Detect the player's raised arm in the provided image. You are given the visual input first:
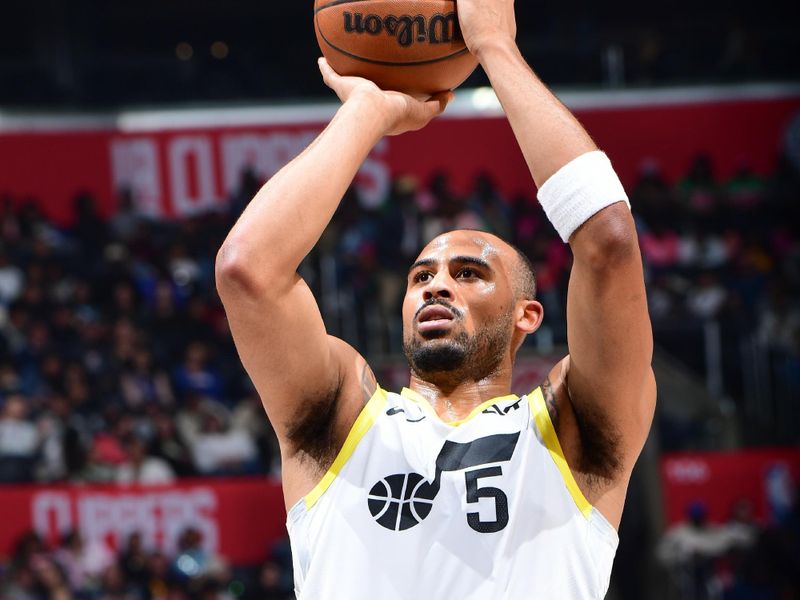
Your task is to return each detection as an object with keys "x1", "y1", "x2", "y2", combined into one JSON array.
[
  {"x1": 458, "y1": 0, "x2": 655, "y2": 522},
  {"x1": 215, "y1": 61, "x2": 451, "y2": 502}
]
